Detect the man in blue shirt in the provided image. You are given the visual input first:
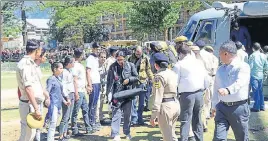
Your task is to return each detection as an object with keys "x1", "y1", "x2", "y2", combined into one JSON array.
[
  {"x1": 212, "y1": 41, "x2": 250, "y2": 141},
  {"x1": 231, "y1": 22, "x2": 251, "y2": 54},
  {"x1": 248, "y1": 42, "x2": 268, "y2": 112}
]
